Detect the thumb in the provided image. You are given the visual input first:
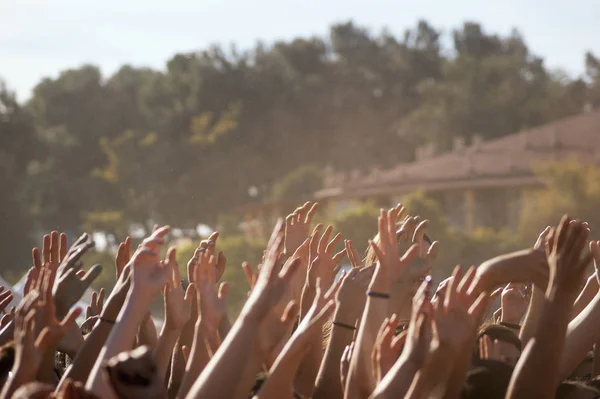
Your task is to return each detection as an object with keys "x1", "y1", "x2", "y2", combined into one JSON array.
[{"x1": 218, "y1": 282, "x2": 229, "y2": 301}]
